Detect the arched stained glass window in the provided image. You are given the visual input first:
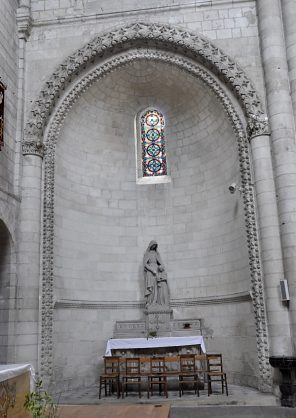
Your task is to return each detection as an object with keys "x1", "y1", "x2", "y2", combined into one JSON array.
[{"x1": 141, "y1": 109, "x2": 167, "y2": 177}]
